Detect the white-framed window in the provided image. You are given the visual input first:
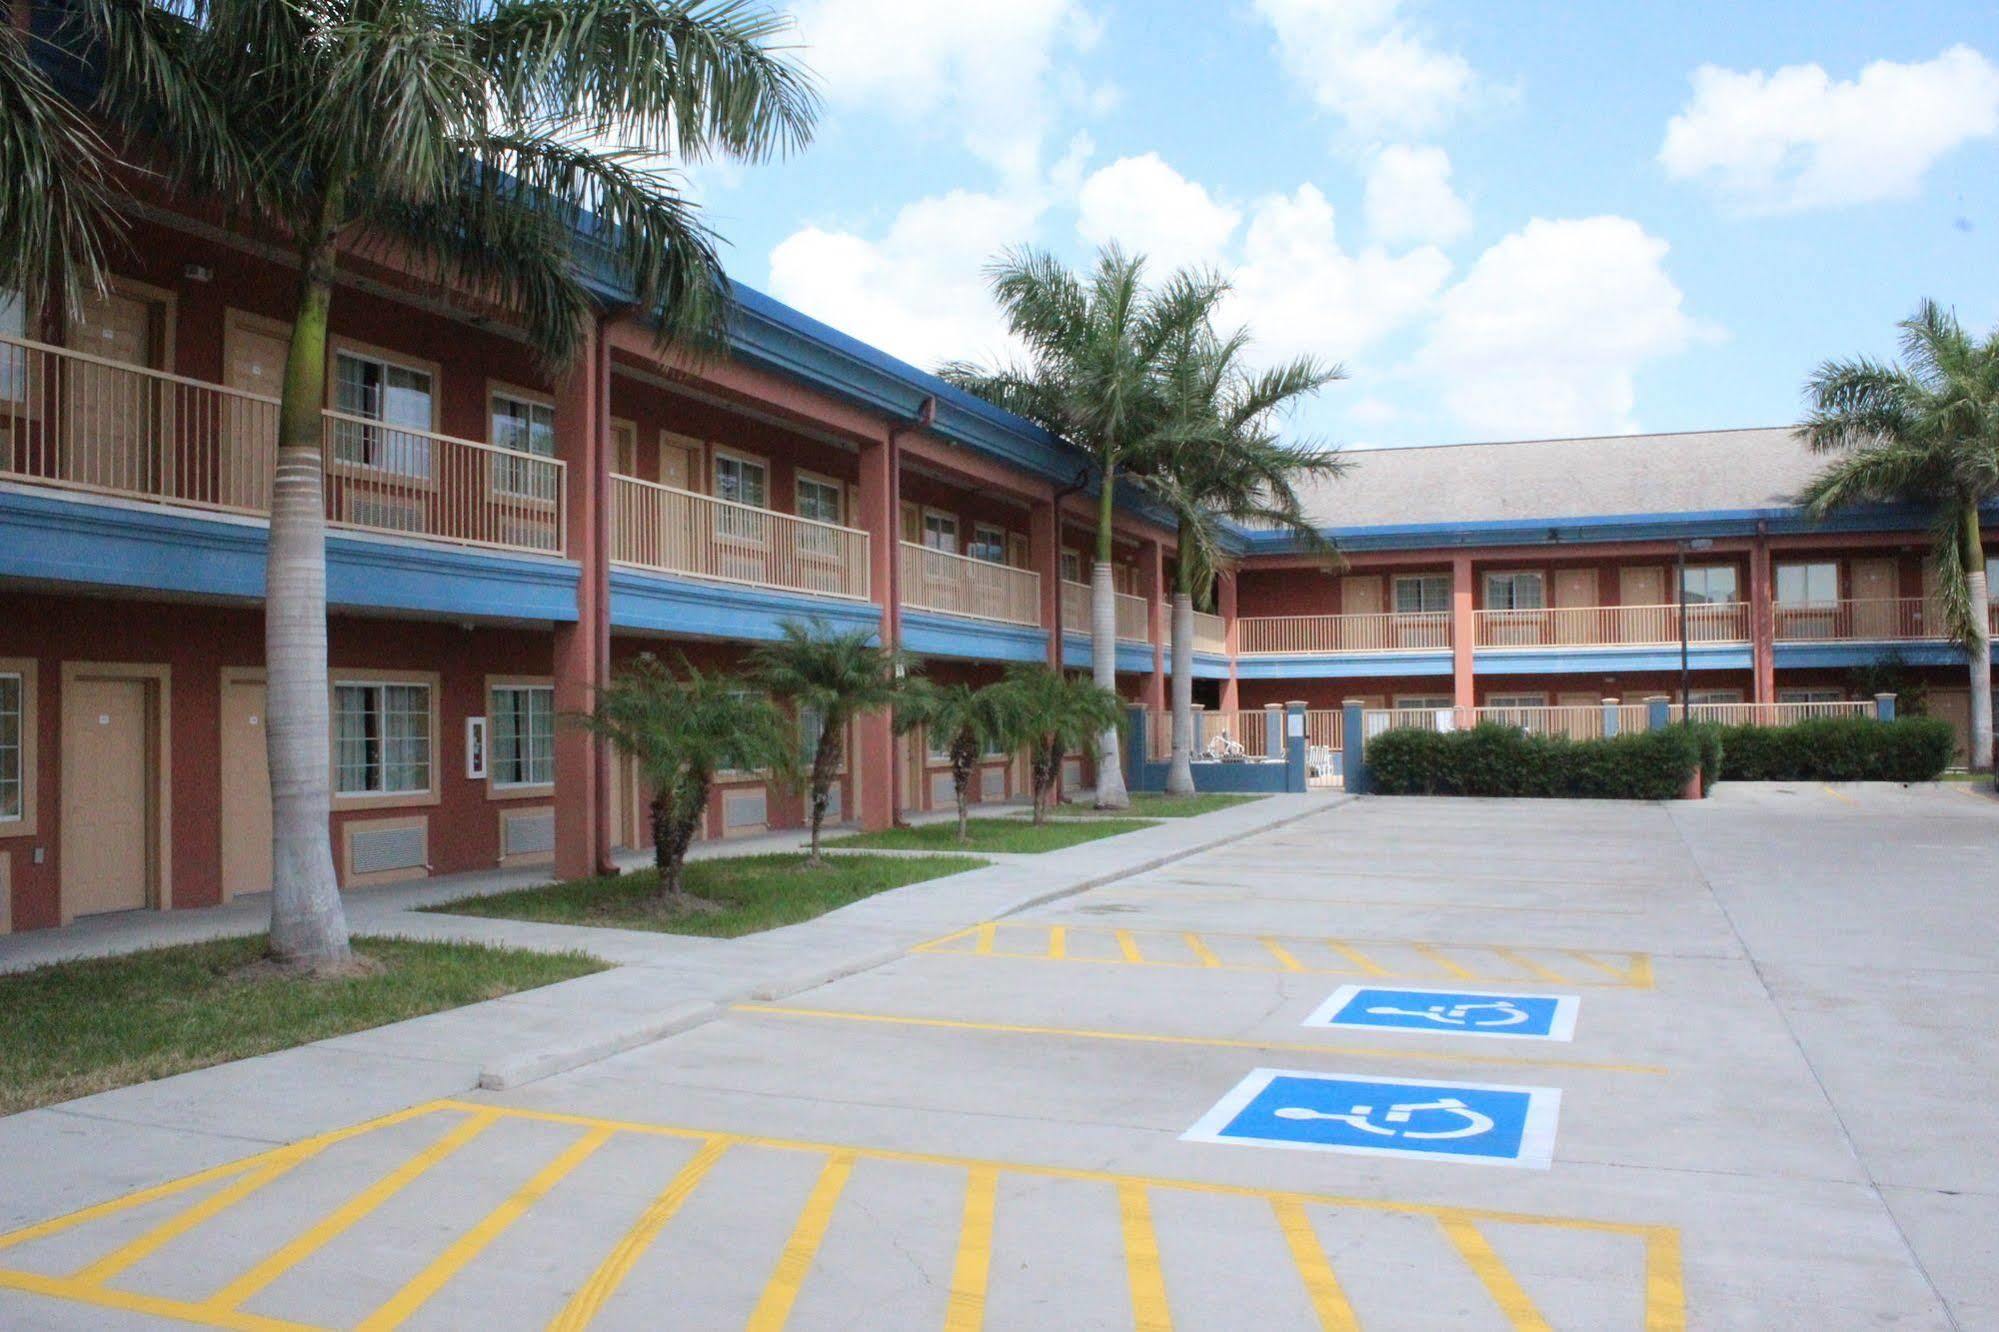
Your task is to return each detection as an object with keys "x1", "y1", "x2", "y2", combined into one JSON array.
[
  {"x1": 1681, "y1": 565, "x2": 1739, "y2": 604},
  {"x1": 927, "y1": 726, "x2": 953, "y2": 762},
  {"x1": 1484, "y1": 572, "x2": 1544, "y2": 610},
  {"x1": 968, "y1": 524, "x2": 1007, "y2": 564},
  {"x1": 1485, "y1": 693, "x2": 1547, "y2": 710},
  {"x1": 922, "y1": 510, "x2": 959, "y2": 553},
  {"x1": 1775, "y1": 561, "x2": 1838, "y2": 605},
  {"x1": 1779, "y1": 688, "x2": 1845, "y2": 704},
  {"x1": 796, "y1": 474, "x2": 844, "y2": 526},
  {"x1": 489, "y1": 685, "x2": 554, "y2": 787},
  {"x1": 713, "y1": 451, "x2": 770, "y2": 544},
  {"x1": 332, "y1": 350, "x2": 434, "y2": 476},
  {"x1": 1395, "y1": 694, "x2": 1453, "y2": 710},
  {"x1": 489, "y1": 390, "x2": 557, "y2": 501},
  {"x1": 1689, "y1": 689, "x2": 1743, "y2": 705},
  {"x1": 0, "y1": 672, "x2": 20, "y2": 821},
  {"x1": 1060, "y1": 551, "x2": 1081, "y2": 583},
  {"x1": 720, "y1": 687, "x2": 767, "y2": 775},
  {"x1": 334, "y1": 682, "x2": 431, "y2": 796},
  {"x1": 1393, "y1": 574, "x2": 1450, "y2": 614}
]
